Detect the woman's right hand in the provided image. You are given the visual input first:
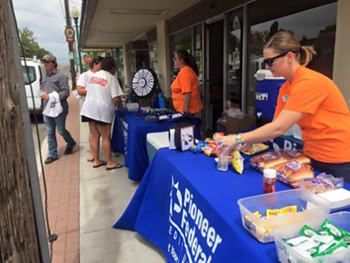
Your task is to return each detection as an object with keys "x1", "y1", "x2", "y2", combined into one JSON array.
[{"x1": 216, "y1": 135, "x2": 237, "y2": 155}]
